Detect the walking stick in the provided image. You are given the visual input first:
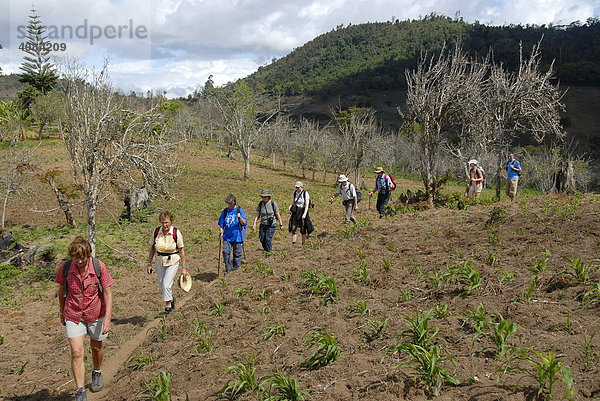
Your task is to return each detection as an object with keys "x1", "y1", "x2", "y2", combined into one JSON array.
[
  {"x1": 217, "y1": 236, "x2": 222, "y2": 277},
  {"x1": 368, "y1": 194, "x2": 372, "y2": 216}
]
